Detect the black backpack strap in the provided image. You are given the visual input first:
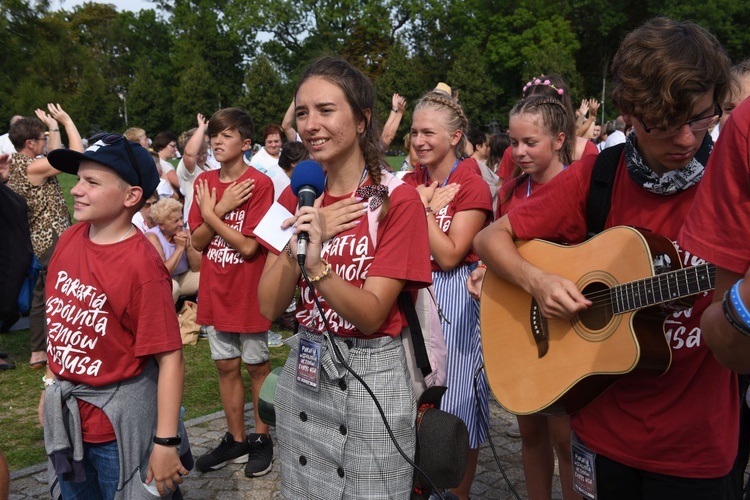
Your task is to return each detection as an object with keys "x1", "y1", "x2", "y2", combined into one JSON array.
[
  {"x1": 399, "y1": 292, "x2": 432, "y2": 377},
  {"x1": 586, "y1": 143, "x2": 625, "y2": 238}
]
